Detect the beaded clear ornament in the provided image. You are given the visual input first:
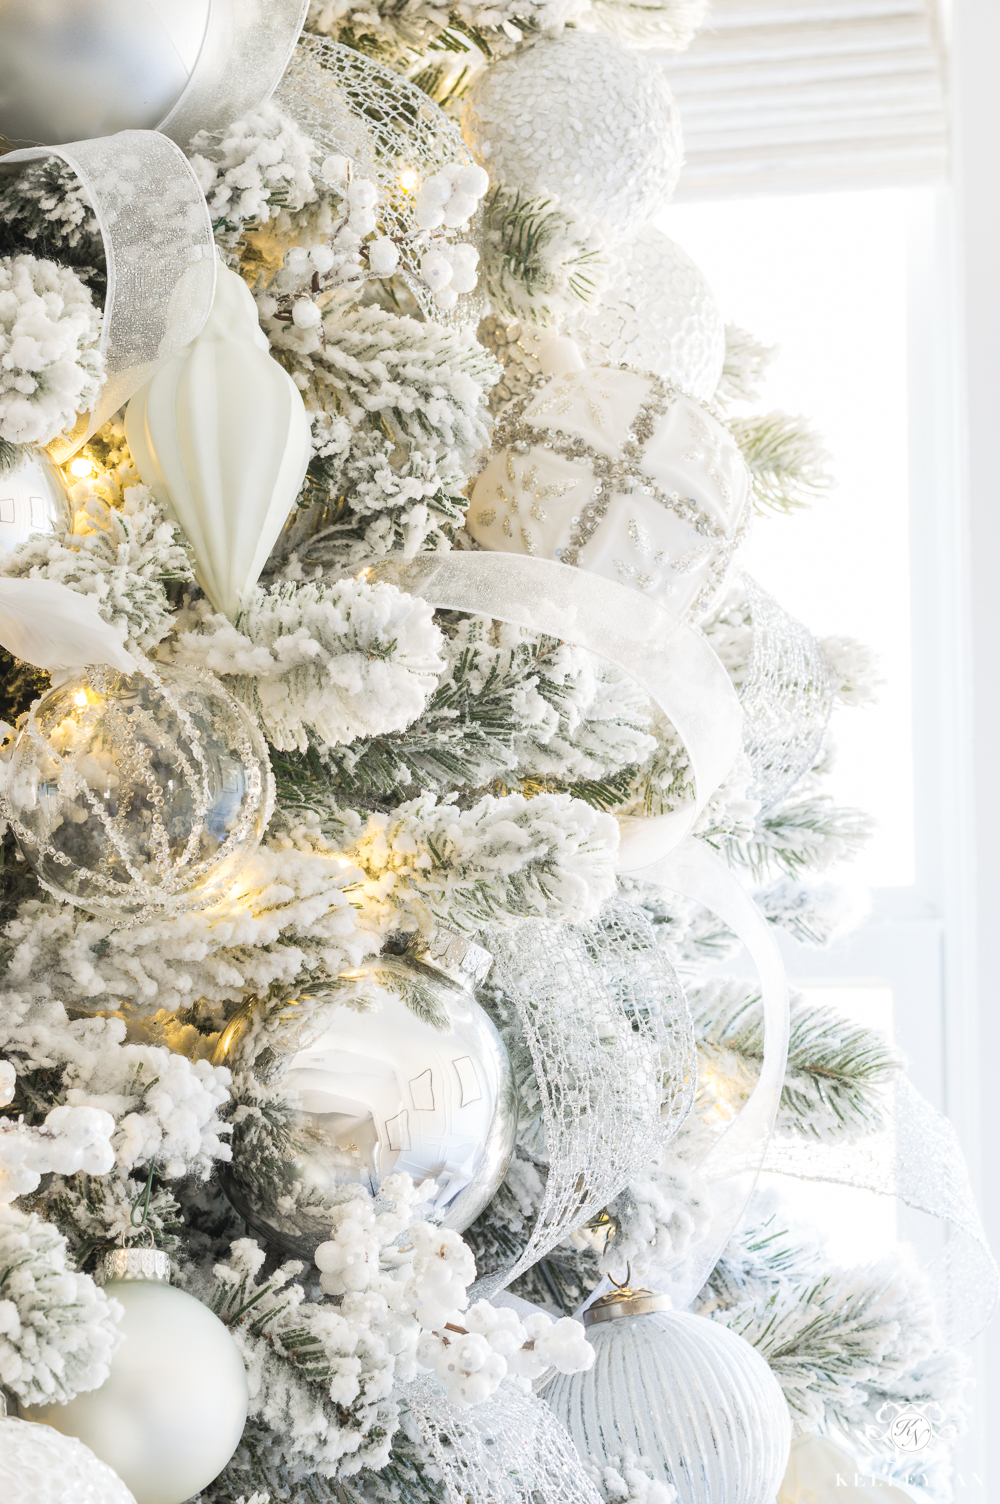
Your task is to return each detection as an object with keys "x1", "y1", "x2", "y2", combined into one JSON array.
[
  {"x1": 275, "y1": 35, "x2": 485, "y2": 326},
  {"x1": 474, "y1": 899, "x2": 695, "y2": 1297},
  {"x1": 3, "y1": 661, "x2": 272, "y2": 921},
  {"x1": 737, "y1": 575, "x2": 837, "y2": 810}
]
